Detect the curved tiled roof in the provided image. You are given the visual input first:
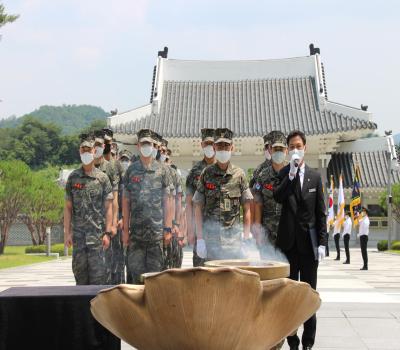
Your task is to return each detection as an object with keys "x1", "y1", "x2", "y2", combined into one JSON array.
[
  {"x1": 328, "y1": 151, "x2": 400, "y2": 189},
  {"x1": 113, "y1": 77, "x2": 377, "y2": 137}
]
